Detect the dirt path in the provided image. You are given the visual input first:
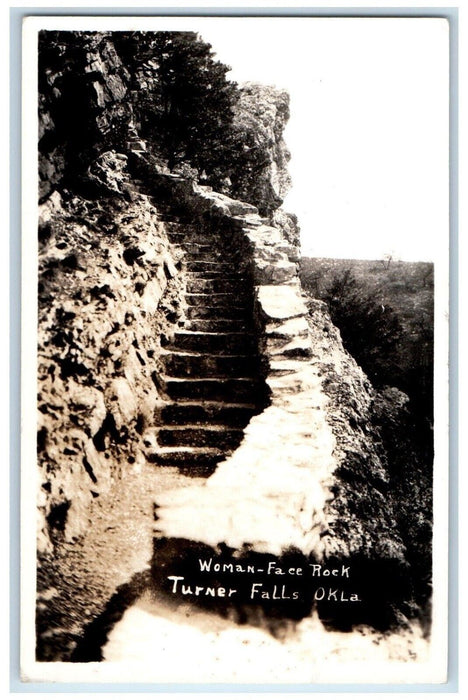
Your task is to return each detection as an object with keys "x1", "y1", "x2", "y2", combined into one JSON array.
[{"x1": 36, "y1": 463, "x2": 205, "y2": 661}]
